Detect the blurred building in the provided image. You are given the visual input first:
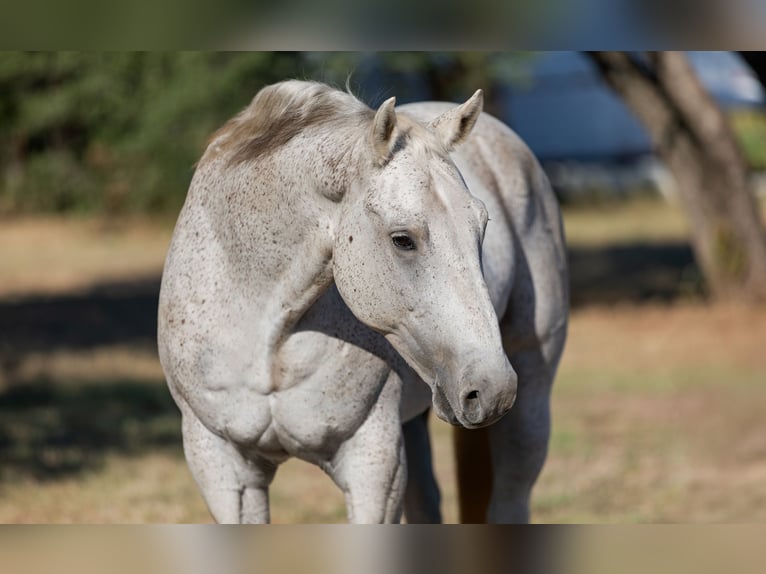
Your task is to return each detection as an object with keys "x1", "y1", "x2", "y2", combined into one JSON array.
[
  {"x1": 500, "y1": 51, "x2": 763, "y2": 161},
  {"x1": 497, "y1": 51, "x2": 765, "y2": 202}
]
